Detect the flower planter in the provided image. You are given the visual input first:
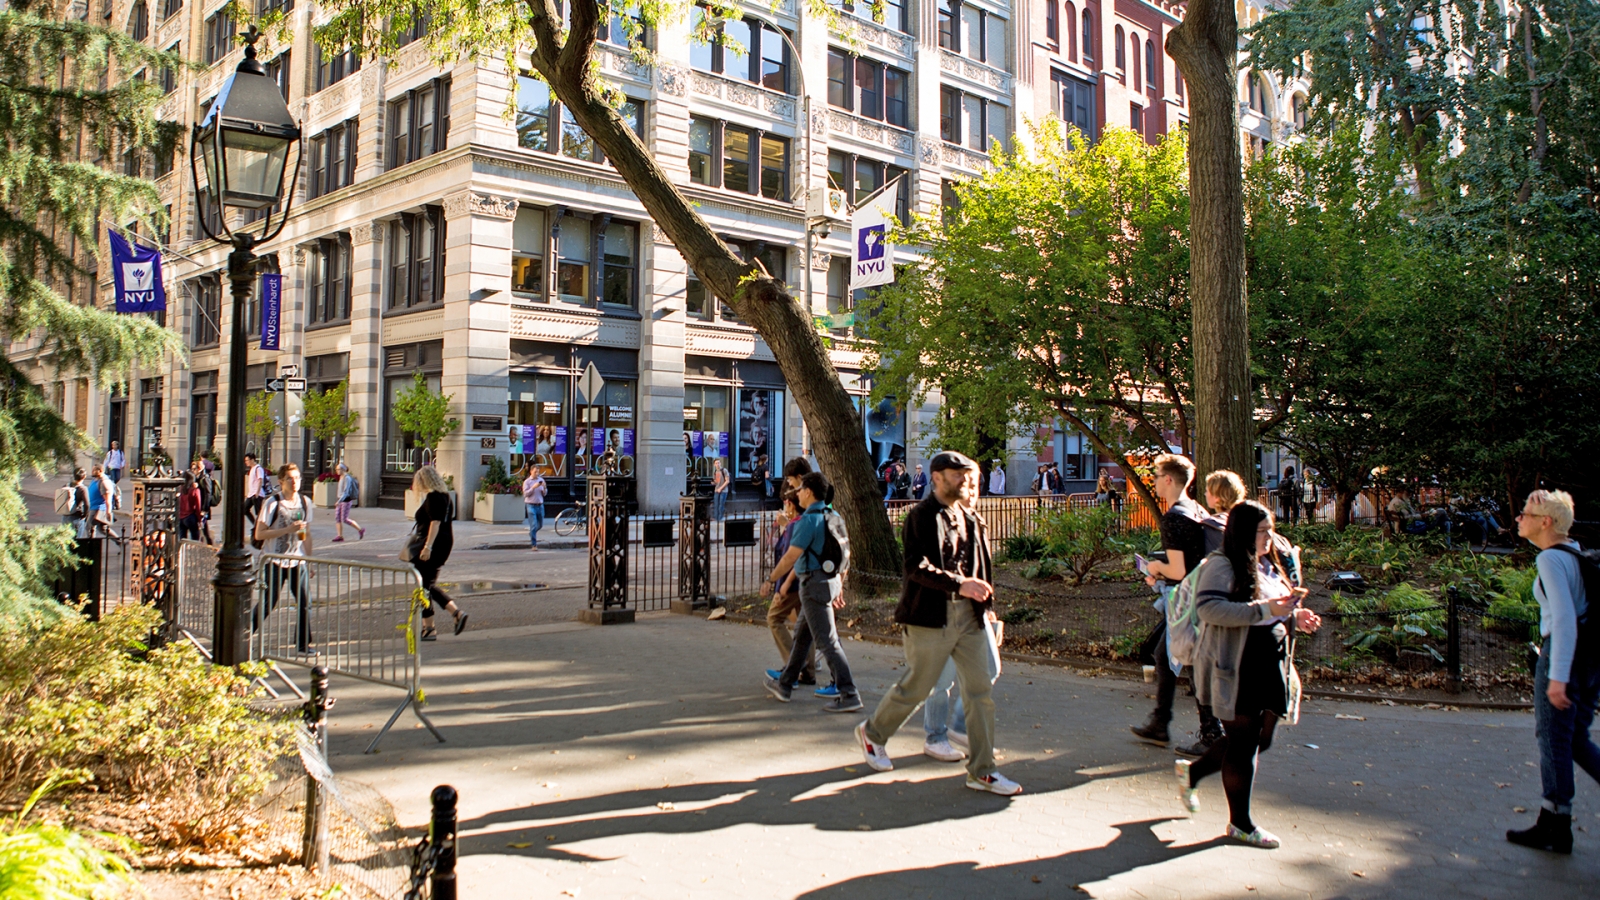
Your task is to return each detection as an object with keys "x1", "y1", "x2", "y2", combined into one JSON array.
[
  {"x1": 404, "y1": 488, "x2": 457, "y2": 519},
  {"x1": 312, "y1": 481, "x2": 339, "y2": 508},
  {"x1": 475, "y1": 492, "x2": 526, "y2": 524}
]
